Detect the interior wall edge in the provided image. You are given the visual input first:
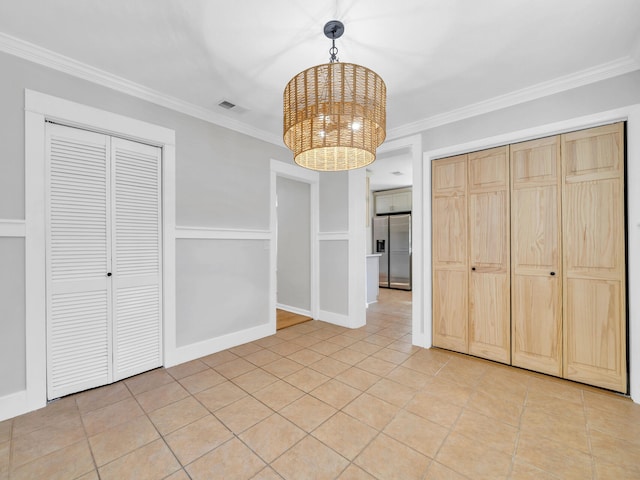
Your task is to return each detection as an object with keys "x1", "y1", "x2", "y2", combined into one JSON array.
[{"x1": 348, "y1": 168, "x2": 367, "y2": 329}]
